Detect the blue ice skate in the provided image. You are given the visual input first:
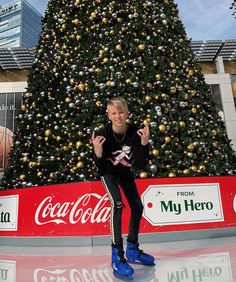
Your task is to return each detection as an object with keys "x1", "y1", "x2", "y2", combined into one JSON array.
[
  {"x1": 126, "y1": 241, "x2": 155, "y2": 266},
  {"x1": 112, "y1": 247, "x2": 134, "y2": 280}
]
